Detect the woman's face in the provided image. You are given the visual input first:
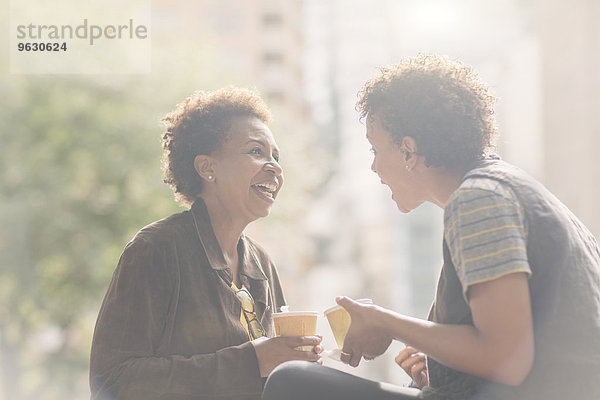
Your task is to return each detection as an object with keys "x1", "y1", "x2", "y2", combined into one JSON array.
[
  {"x1": 366, "y1": 116, "x2": 426, "y2": 213},
  {"x1": 207, "y1": 116, "x2": 283, "y2": 222}
]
